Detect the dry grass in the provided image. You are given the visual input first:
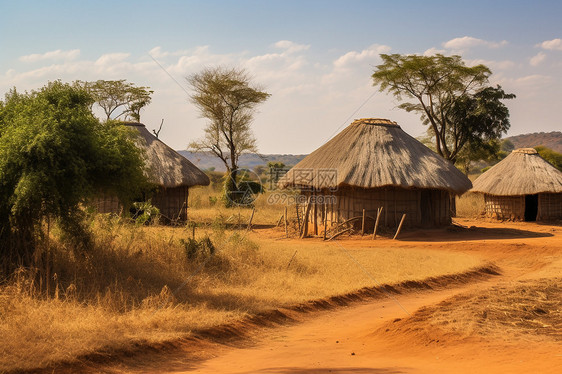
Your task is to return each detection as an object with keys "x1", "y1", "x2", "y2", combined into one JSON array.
[
  {"x1": 409, "y1": 278, "x2": 562, "y2": 342},
  {"x1": 0, "y1": 207, "x2": 482, "y2": 372},
  {"x1": 187, "y1": 184, "x2": 291, "y2": 226},
  {"x1": 456, "y1": 192, "x2": 485, "y2": 218}
]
